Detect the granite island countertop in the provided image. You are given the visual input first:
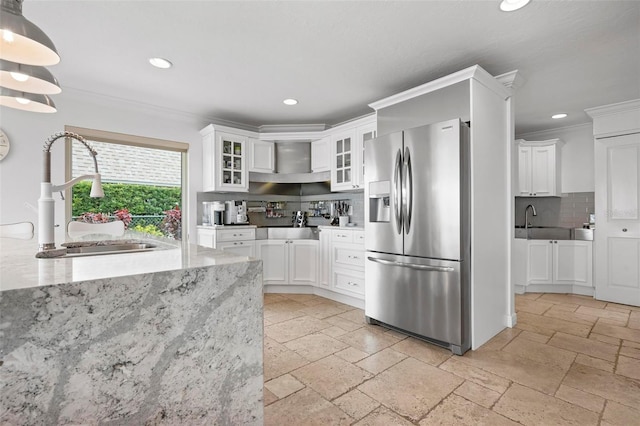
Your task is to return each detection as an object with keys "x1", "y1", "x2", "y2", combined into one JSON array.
[
  {"x1": 0, "y1": 232, "x2": 254, "y2": 291},
  {"x1": 0, "y1": 232, "x2": 264, "y2": 424}
]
